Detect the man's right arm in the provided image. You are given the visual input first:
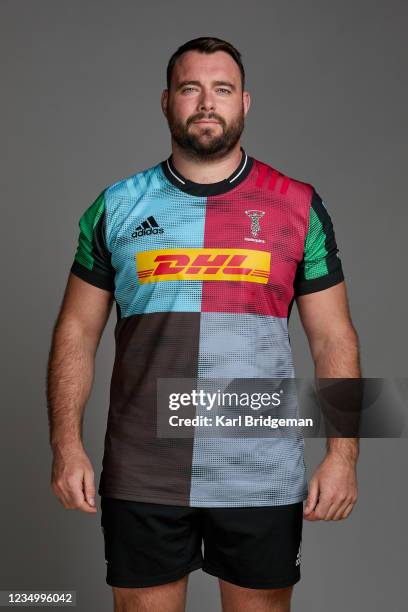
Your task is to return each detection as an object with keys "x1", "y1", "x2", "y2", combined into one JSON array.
[{"x1": 47, "y1": 272, "x2": 114, "y2": 513}]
